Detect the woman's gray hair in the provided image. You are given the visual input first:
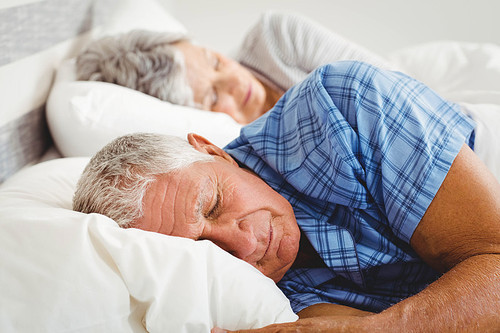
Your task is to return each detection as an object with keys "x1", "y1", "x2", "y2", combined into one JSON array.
[
  {"x1": 73, "y1": 133, "x2": 214, "y2": 227},
  {"x1": 76, "y1": 30, "x2": 195, "y2": 107}
]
